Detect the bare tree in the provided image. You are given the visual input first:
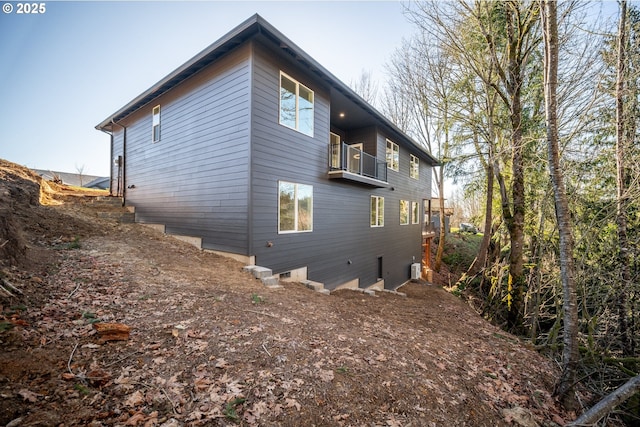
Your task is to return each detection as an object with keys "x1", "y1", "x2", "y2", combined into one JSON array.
[
  {"x1": 614, "y1": 0, "x2": 632, "y2": 356},
  {"x1": 75, "y1": 163, "x2": 86, "y2": 187},
  {"x1": 403, "y1": 0, "x2": 542, "y2": 332},
  {"x1": 540, "y1": 0, "x2": 579, "y2": 406},
  {"x1": 350, "y1": 69, "x2": 379, "y2": 107}
]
